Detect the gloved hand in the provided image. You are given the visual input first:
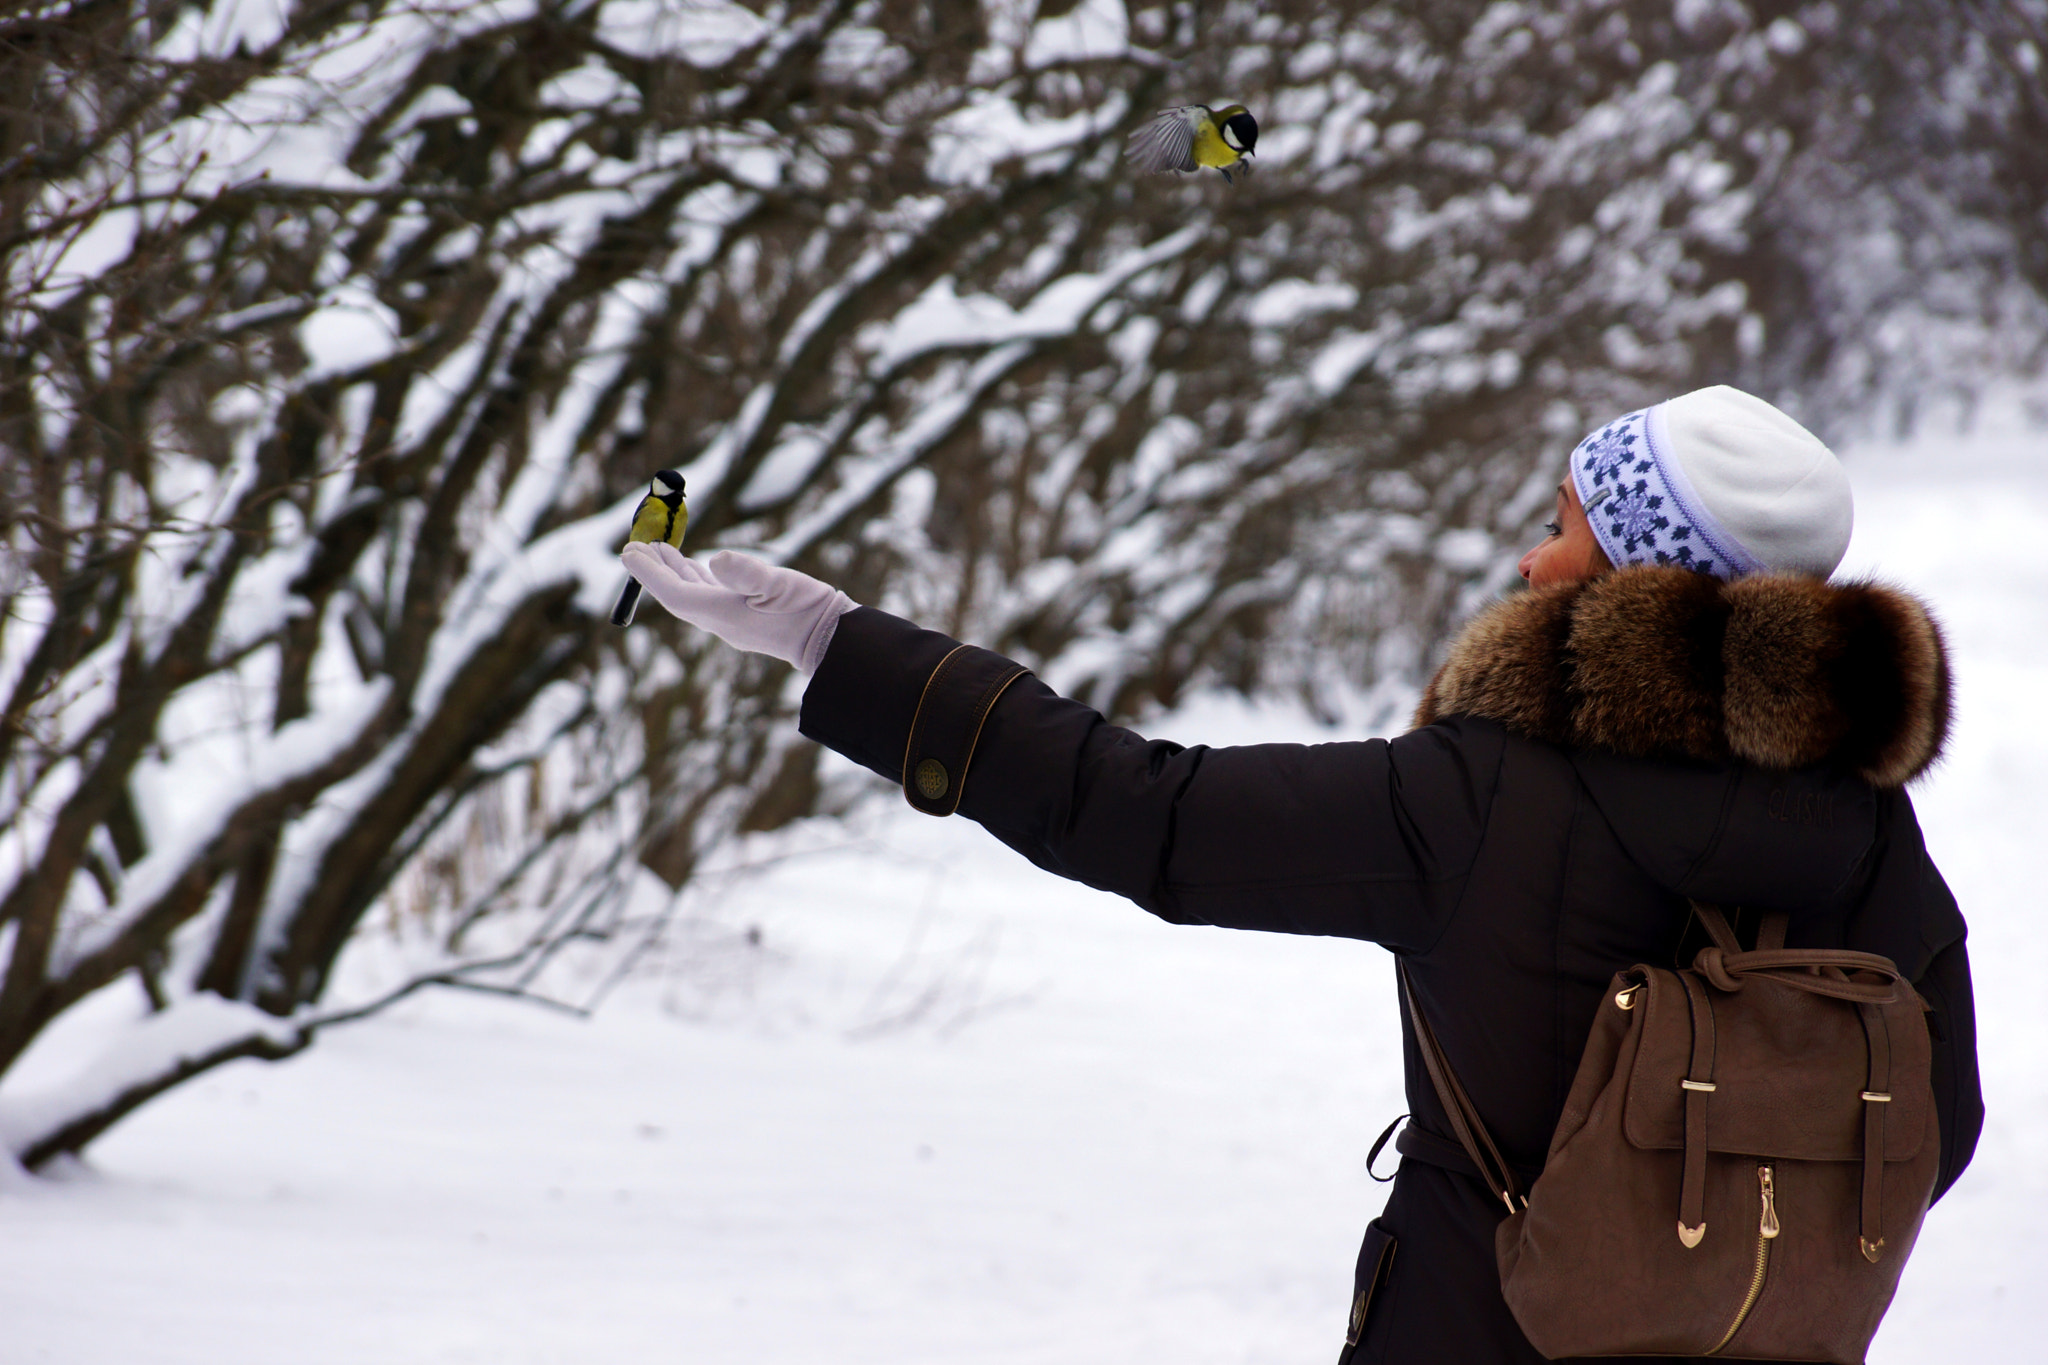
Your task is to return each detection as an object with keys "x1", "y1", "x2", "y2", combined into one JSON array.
[{"x1": 619, "y1": 543, "x2": 857, "y2": 675}]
